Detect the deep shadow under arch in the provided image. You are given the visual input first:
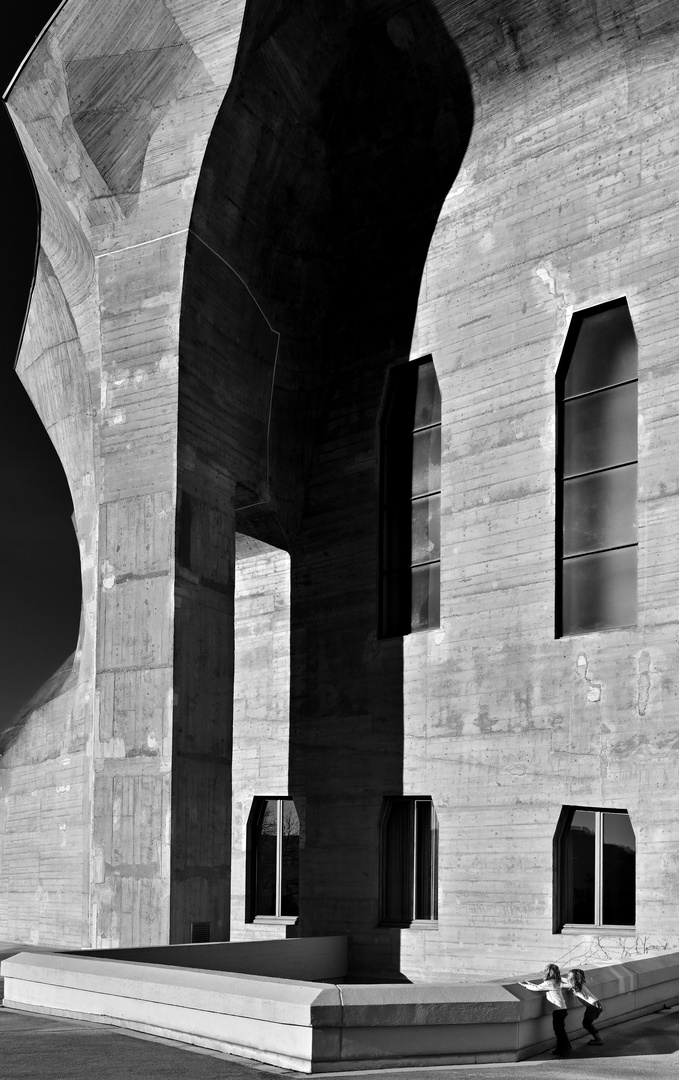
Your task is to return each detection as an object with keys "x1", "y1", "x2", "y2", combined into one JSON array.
[{"x1": 180, "y1": 0, "x2": 473, "y2": 978}]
